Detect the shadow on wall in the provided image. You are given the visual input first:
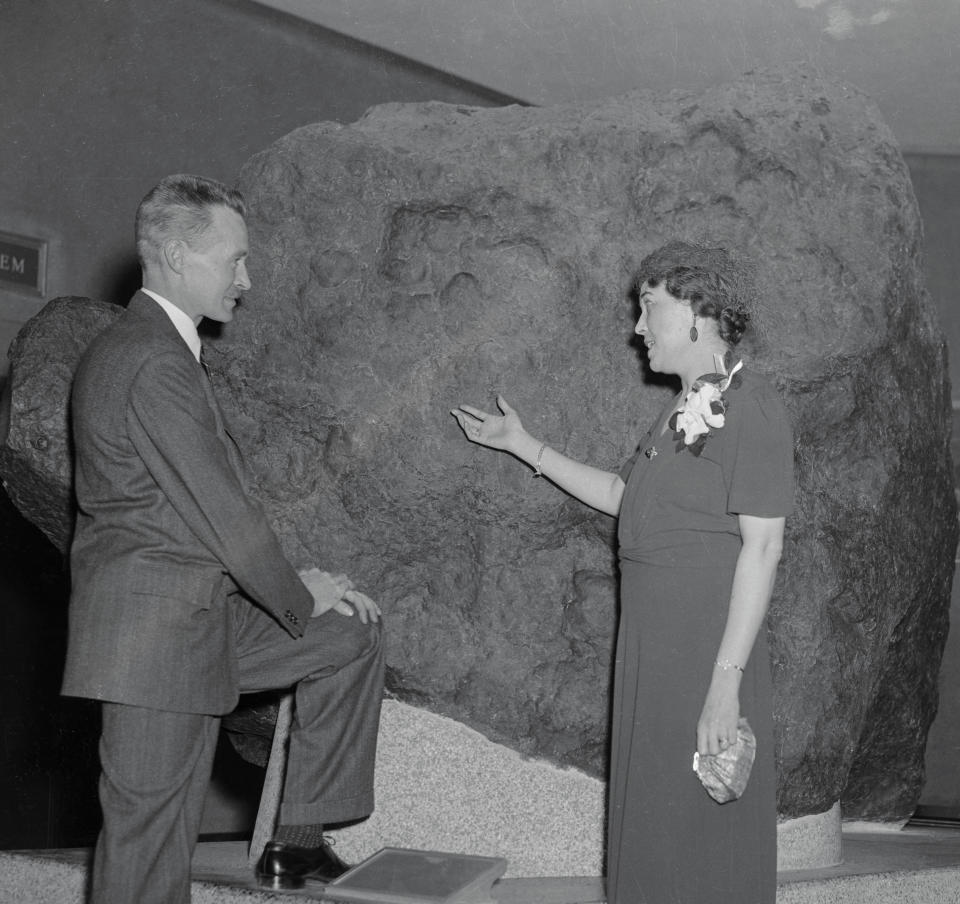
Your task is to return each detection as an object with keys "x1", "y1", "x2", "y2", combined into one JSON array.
[
  {"x1": 0, "y1": 482, "x2": 100, "y2": 849},
  {"x1": 105, "y1": 256, "x2": 142, "y2": 309}
]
